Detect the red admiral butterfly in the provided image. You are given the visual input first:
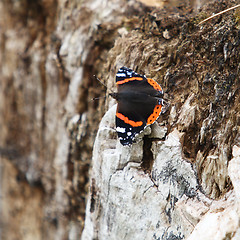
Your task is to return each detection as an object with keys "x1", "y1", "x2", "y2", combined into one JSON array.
[{"x1": 110, "y1": 67, "x2": 164, "y2": 146}]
